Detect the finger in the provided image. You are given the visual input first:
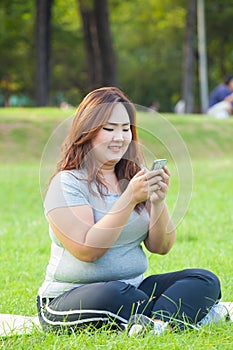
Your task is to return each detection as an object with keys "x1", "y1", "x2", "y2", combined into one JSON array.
[
  {"x1": 158, "y1": 169, "x2": 170, "y2": 184},
  {"x1": 162, "y1": 173, "x2": 170, "y2": 185},
  {"x1": 147, "y1": 172, "x2": 169, "y2": 187},
  {"x1": 148, "y1": 168, "x2": 170, "y2": 183},
  {"x1": 147, "y1": 169, "x2": 164, "y2": 178},
  {"x1": 152, "y1": 181, "x2": 167, "y2": 193},
  {"x1": 133, "y1": 169, "x2": 146, "y2": 178},
  {"x1": 149, "y1": 182, "x2": 163, "y2": 193},
  {"x1": 147, "y1": 175, "x2": 163, "y2": 186},
  {"x1": 158, "y1": 181, "x2": 167, "y2": 191},
  {"x1": 163, "y1": 166, "x2": 170, "y2": 176}
]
